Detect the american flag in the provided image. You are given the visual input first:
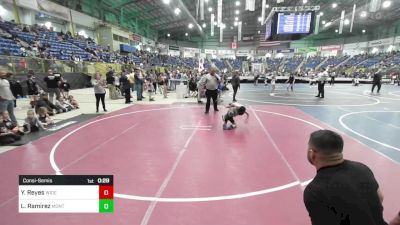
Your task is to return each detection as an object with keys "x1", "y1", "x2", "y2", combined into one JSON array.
[{"x1": 259, "y1": 33, "x2": 281, "y2": 47}]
